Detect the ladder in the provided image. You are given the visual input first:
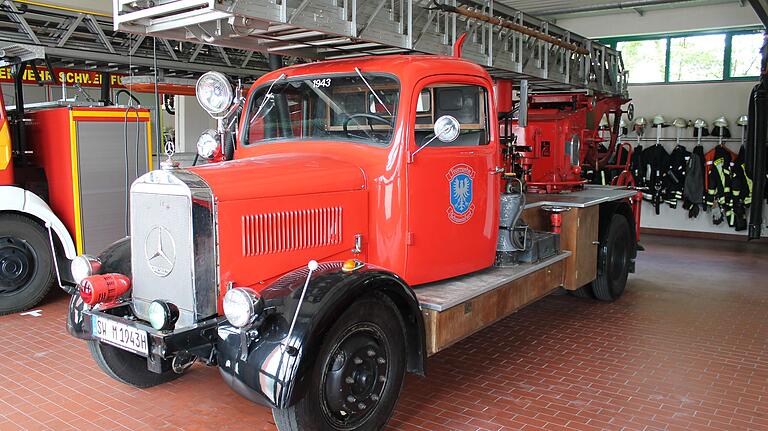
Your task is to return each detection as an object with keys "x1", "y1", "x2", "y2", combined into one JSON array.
[{"x1": 113, "y1": 0, "x2": 628, "y2": 96}]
